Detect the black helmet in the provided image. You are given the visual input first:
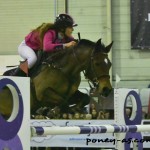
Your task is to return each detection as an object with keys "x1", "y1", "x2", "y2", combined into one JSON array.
[{"x1": 54, "y1": 14, "x2": 77, "y2": 30}]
